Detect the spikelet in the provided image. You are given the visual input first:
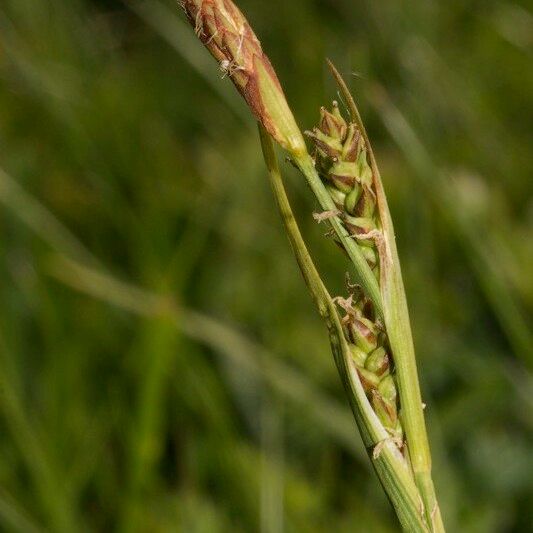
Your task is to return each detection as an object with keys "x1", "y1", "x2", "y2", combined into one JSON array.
[{"x1": 181, "y1": 0, "x2": 306, "y2": 154}]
